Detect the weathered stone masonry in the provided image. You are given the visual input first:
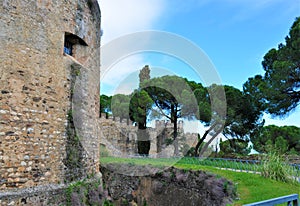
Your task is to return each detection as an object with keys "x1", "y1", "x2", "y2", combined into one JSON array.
[
  {"x1": 0, "y1": 0, "x2": 101, "y2": 204},
  {"x1": 99, "y1": 114, "x2": 198, "y2": 157}
]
